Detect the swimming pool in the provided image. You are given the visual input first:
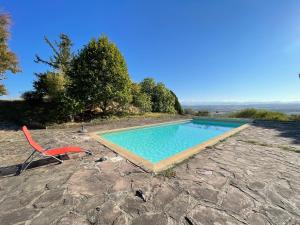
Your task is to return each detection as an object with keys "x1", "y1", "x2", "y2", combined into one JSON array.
[{"x1": 91, "y1": 119, "x2": 249, "y2": 172}]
